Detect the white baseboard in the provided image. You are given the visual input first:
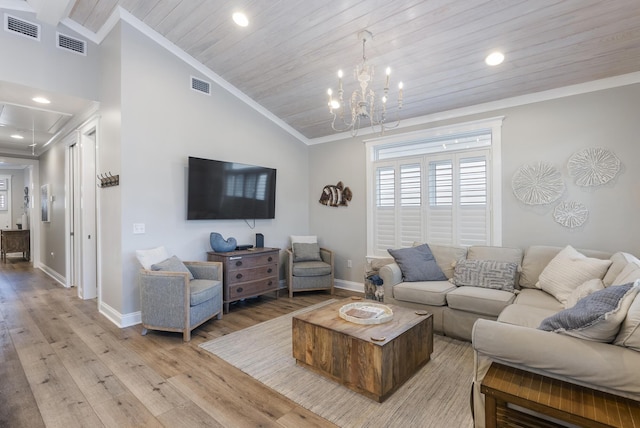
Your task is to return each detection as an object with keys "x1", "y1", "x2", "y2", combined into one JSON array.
[
  {"x1": 38, "y1": 264, "x2": 67, "y2": 287},
  {"x1": 100, "y1": 301, "x2": 141, "y2": 328},
  {"x1": 335, "y1": 279, "x2": 365, "y2": 294}
]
